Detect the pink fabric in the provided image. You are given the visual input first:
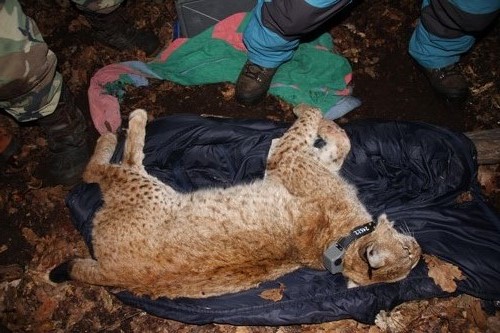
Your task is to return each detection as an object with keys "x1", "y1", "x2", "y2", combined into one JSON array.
[
  {"x1": 344, "y1": 73, "x2": 352, "y2": 84},
  {"x1": 158, "y1": 38, "x2": 188, "y2": 62},
  {"x1": 88, "y1": 64, "x2": 144, "y2": 134},
  {"x1": 335, "y1": 73, "x2": 353, "y2": 96},
  {"x1": 211, "y1": 12, "x2": 247, "y2": 52}
]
